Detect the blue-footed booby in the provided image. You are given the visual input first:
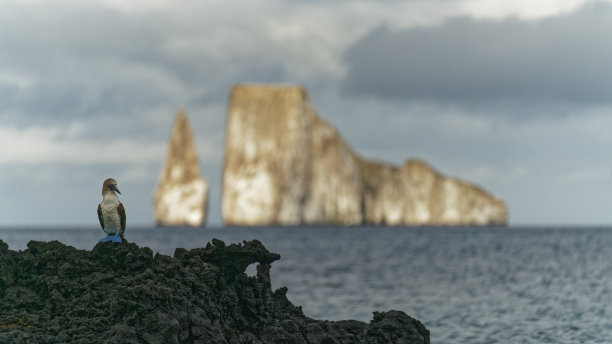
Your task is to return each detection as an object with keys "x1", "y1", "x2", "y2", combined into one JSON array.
[{"x1": 97, "y1": 178, "x2": 126, "y2": 243}]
